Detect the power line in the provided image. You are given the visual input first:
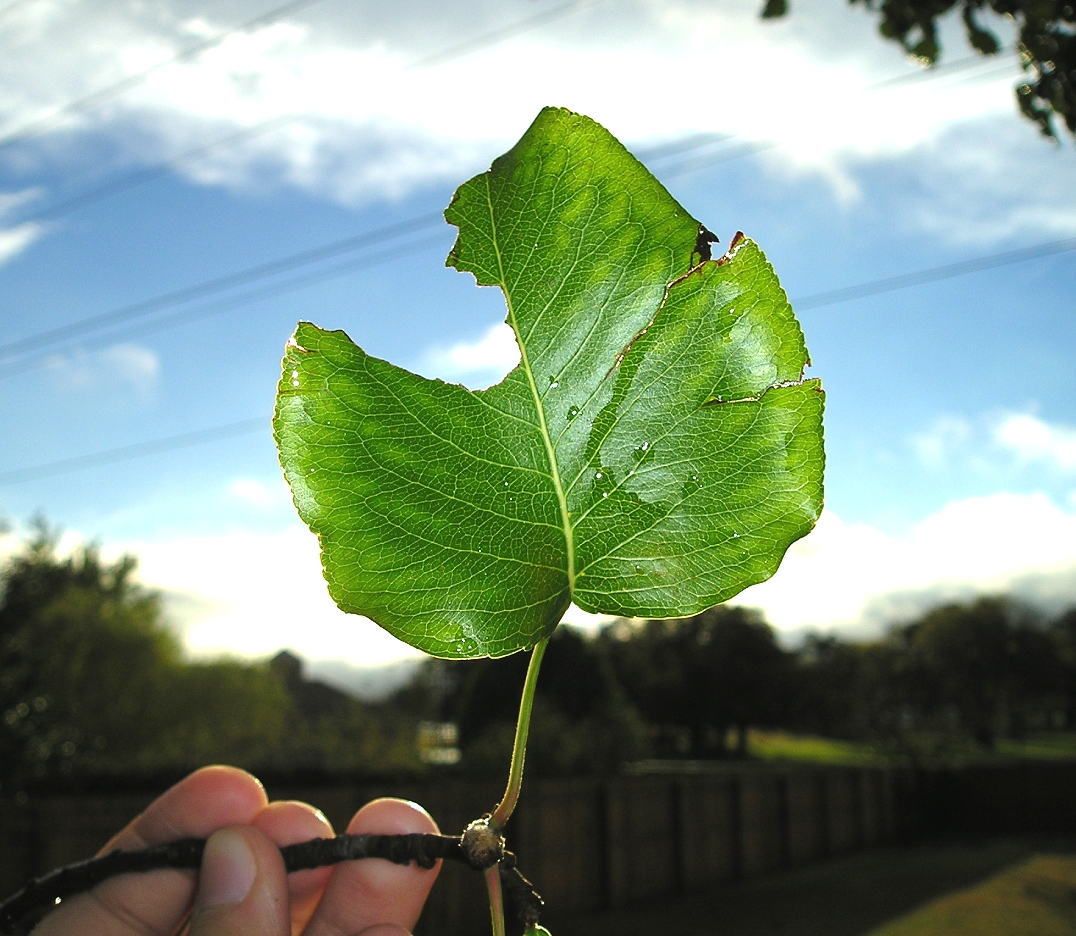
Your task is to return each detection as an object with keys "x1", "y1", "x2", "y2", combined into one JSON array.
[
  {"x1": 656, "y1": 46, "x2": 1024, "y2": 180},
  {"x1": 793, "y1": 235, "x2": 1076, "y2": 310},
  {"x1": 21, "y1": 112, "x2": 309, "y2": 224},
  {"x1": 634, "y1": 132, "x2": 735, "y2": 162},
  {"x1": 0, "y1": 0, "x2": 1019, "y2": 217},
  {"x1": 0, "y1": 229, "x2": 448, "y2": 379},
  {"x1": 409, "y1": 0, "x2": 605, "y2": 69},
  {"x1": 0, "y1": 130, "x2": 744, "y2": 368},
  {"x1": 5, "y1": 173, "x2": 1075, "y2": 379},
  {"x1": 3, "y1": 0, "x2": 996, "y2": 234},
  {"x1": 0, "y1": 0, "x2": 325, "y2": 153},
  {"x1": 10, "y1": 4, "x2": 986, "y2": 227},
  {"x1": 662, "y1": 140, "x2": 780, "y2": 178},
  {"x1": 0, "y1": 211, "x2": 443, "y2": 364},
  {"x1": 0, "y1": 418, "x2": 267, "y2": 487},
  {"x1": 867, "y1": 47, "x2": 1017, "y2": 90},
  {"x1": 4, "y1": 232, "x2": 1075, "y2": 485},
  {"x1": 0, "y1": 10, "x2": 1060, "y2": 371},
  {"x1": 6, "y1": 0, "x2": 604, "y2": 226}
]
